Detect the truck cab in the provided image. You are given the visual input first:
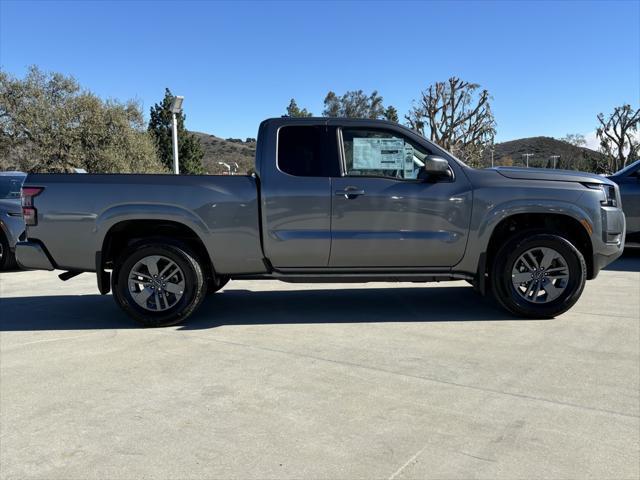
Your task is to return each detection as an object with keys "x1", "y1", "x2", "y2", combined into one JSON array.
[{"x1": 256, "y1": 117, "x2": 472, "y2": 270}]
